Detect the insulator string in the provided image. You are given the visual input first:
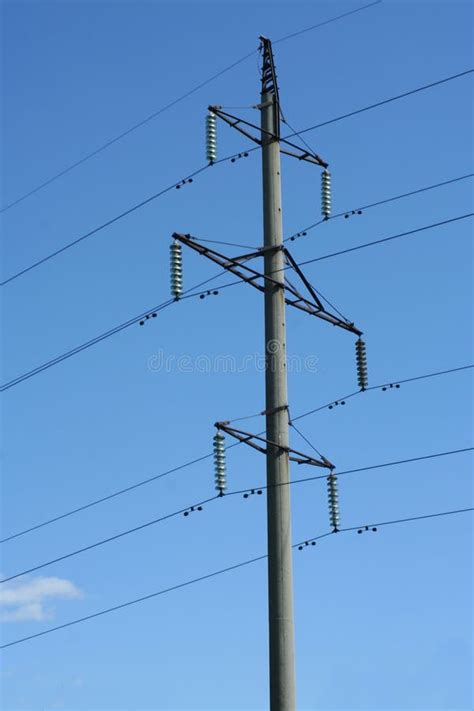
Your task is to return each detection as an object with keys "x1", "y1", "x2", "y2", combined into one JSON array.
[
  {"x1": 321, "y1": 169, "x2": 332, "y2": 219},
  {"x1": 170, "y1": 240, "x2": 183, "y2": 300},
  {"x1": 213, "y1": 430, "x2": 227, "y2": 495},
  {"x1": 327, "y1": 473, "x2": 340, "y2": 532},
  {"x1": 355, "y1": 338, "x2": 369, "y2": 390},
  {"x1": 206, "y1": 112, "x2": 217, "y2": 163}
]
